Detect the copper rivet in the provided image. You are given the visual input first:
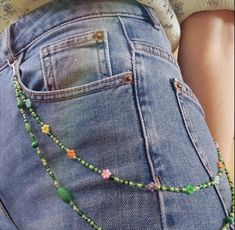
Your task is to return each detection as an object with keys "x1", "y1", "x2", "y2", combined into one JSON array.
[
  {"x1": 125, "y1": 74, "x2": 133, "y2": 83},
  {"x1": 95, "y1": 31, "x2": 103, "y2": 39},
  {"x1": 176, "y1": 82, "x2": 181, "y2": 90}
]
